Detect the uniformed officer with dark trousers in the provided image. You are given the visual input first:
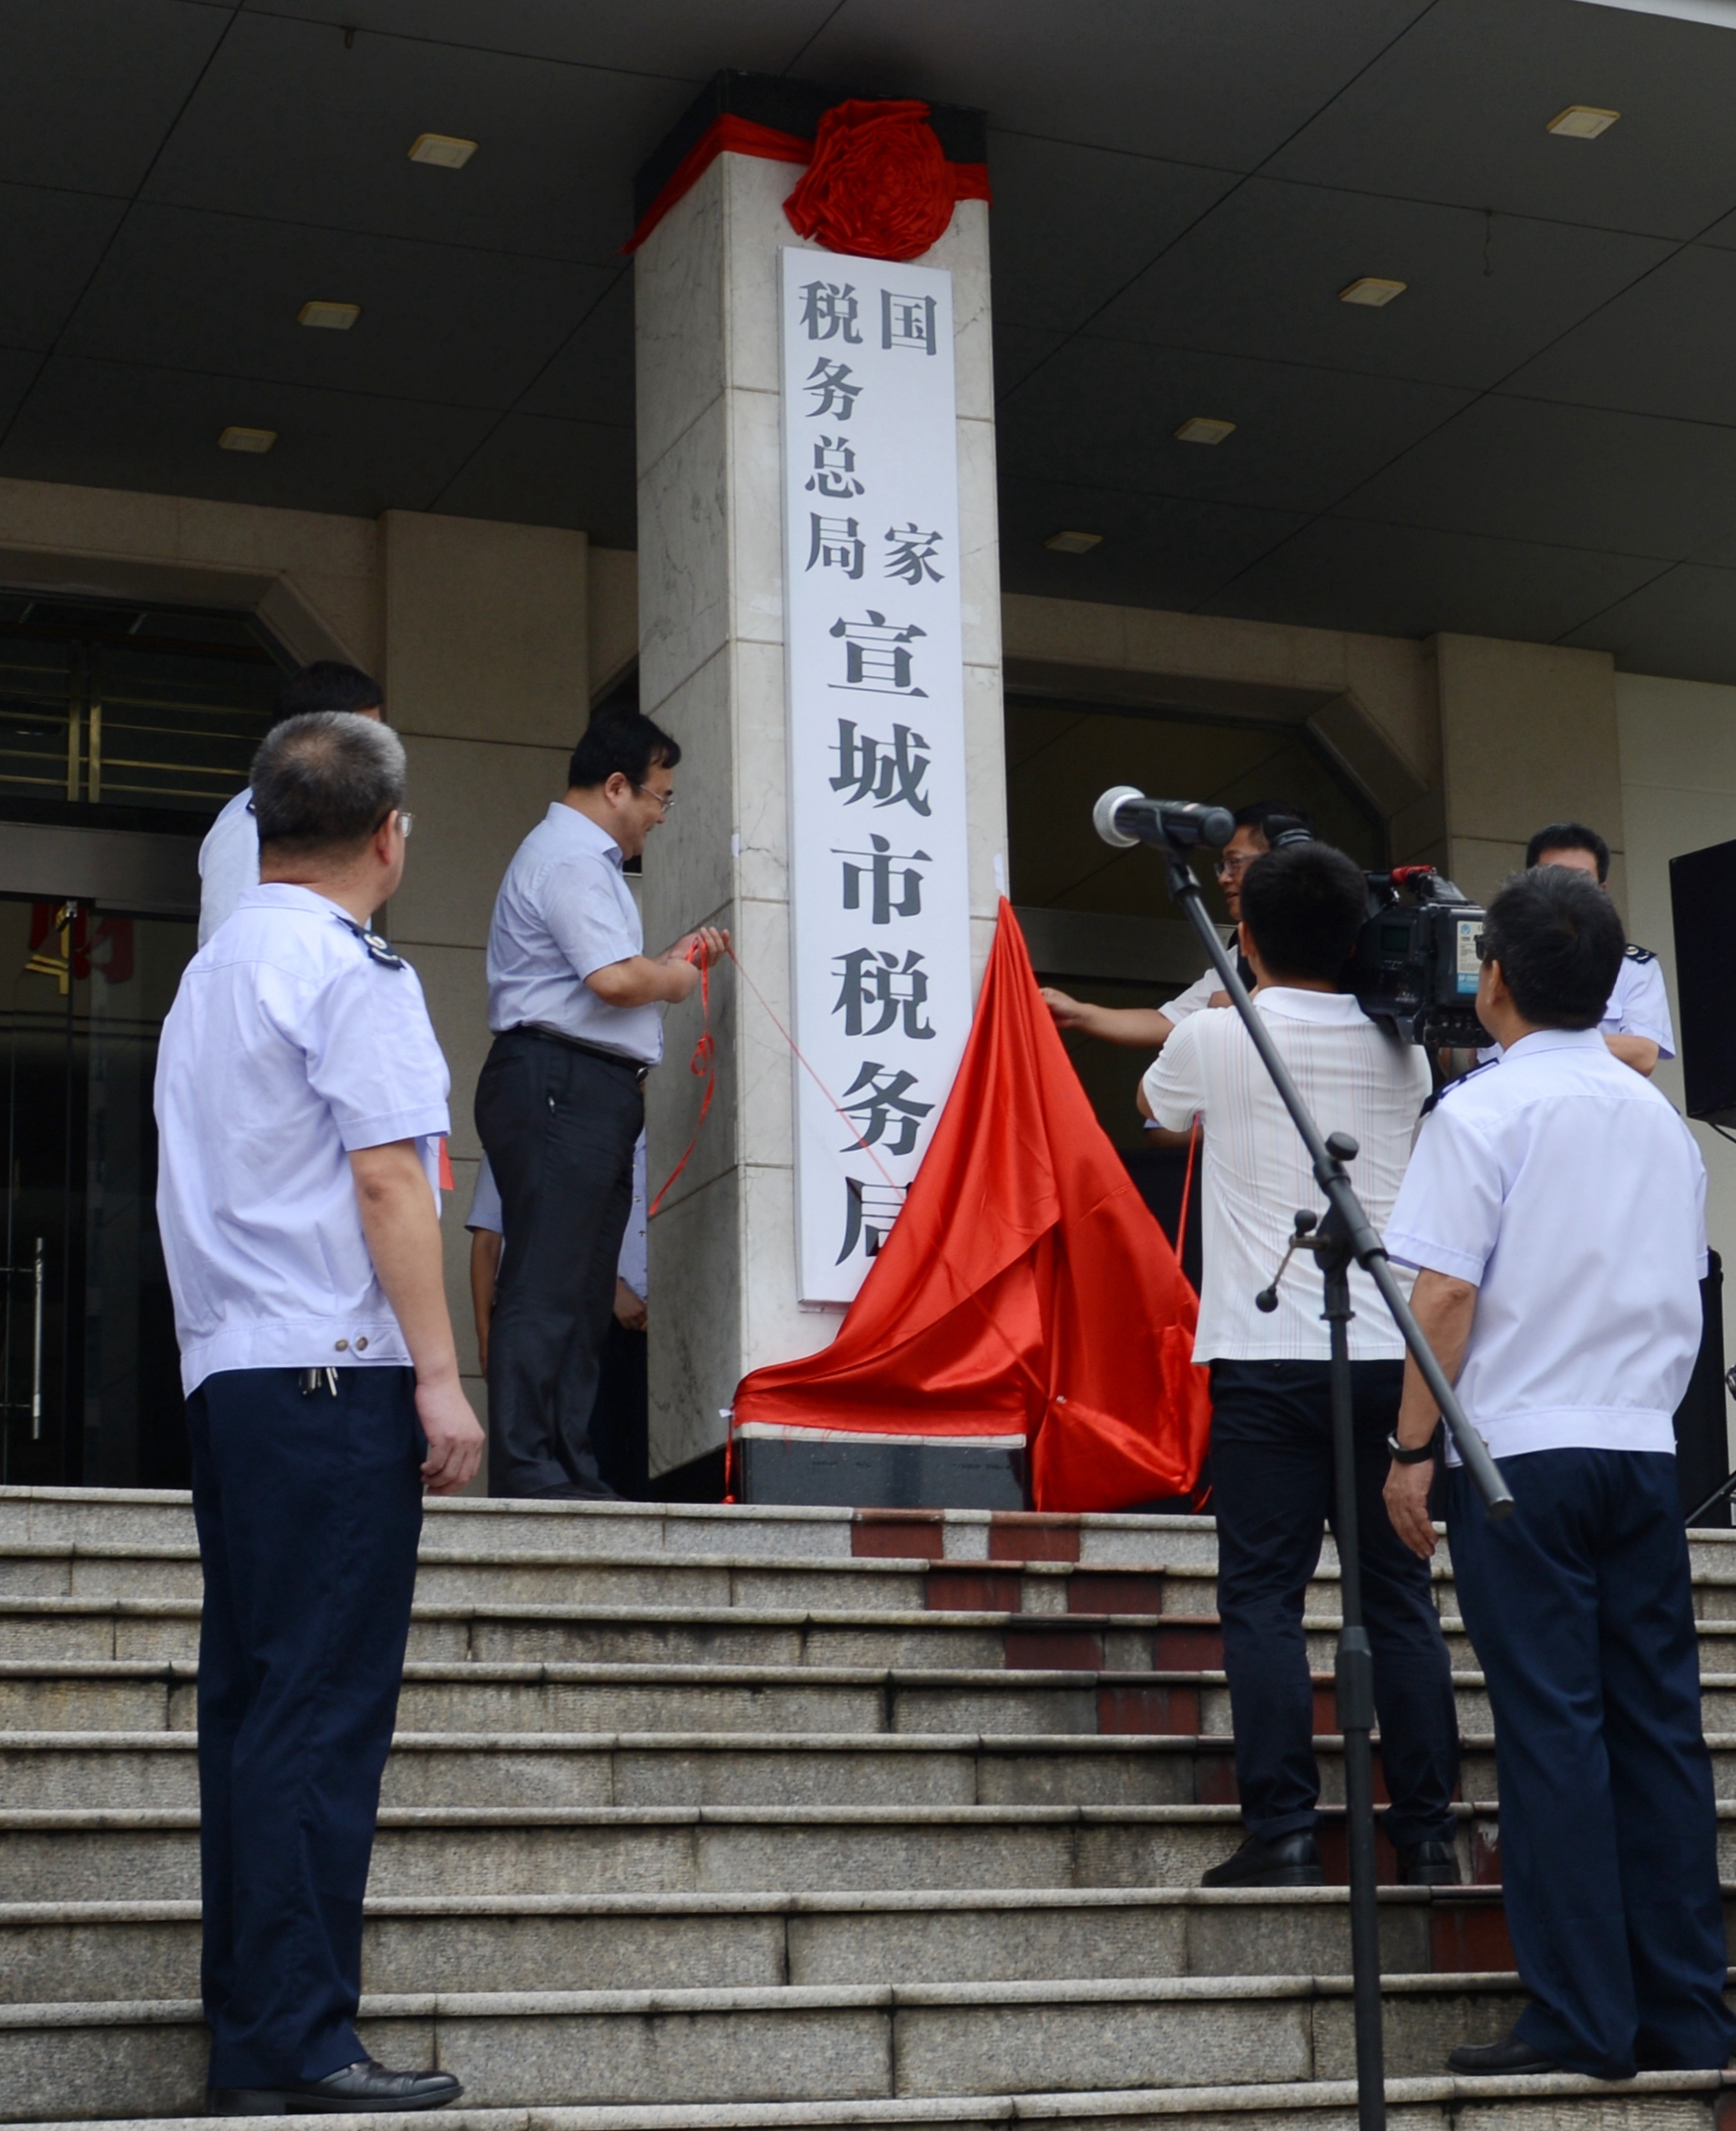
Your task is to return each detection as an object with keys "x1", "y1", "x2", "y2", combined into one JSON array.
[
  {"x1": 1386, "y1": 863, "x2": 1735, "y2": 2081},
  {"x1": 477, "y1": 709, "x2": 724, "y2": 1498},
  {"x1": 156, "y1": 711, "x2": 484, "y2": 2112}
]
